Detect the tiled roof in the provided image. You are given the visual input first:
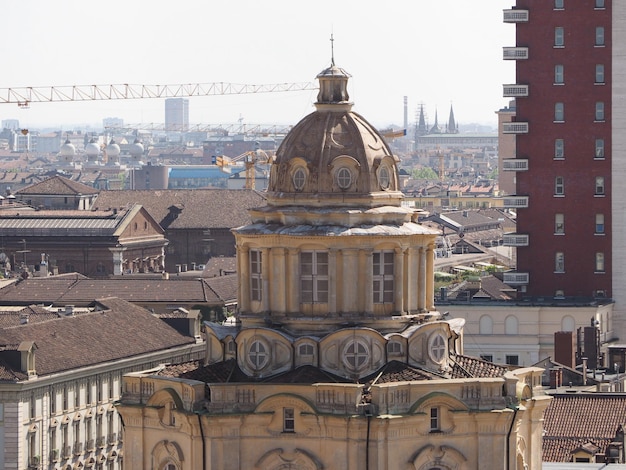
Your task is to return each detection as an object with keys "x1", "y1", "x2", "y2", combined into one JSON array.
[
  {"x1": 0, "y1": 305, "x2": 61, "y2": 327},
  {"x1": 91, "y1": 189, "x2": 266, "y2": 229},
  {"x1": 450, "y1": 354, "x2": 509, "y2": 379},
  {"x1": 16, "y1": 175, "x2": 99, "y2": 196},
  {"x1": 0, "y1": 276, "x2": 234, "y2": 305},
  {"x1": 204, "y1": 257, "x2": 237, "y2": 277},
  {"x1": 542, "y1": 394, "x2": 626, "y2": 462},
  {"x1": 366, "y1": 360, "x2": 438, "y2": 383},
  {"x1": 0, "y1": 297, "x2": 194, "y2": 379}
]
